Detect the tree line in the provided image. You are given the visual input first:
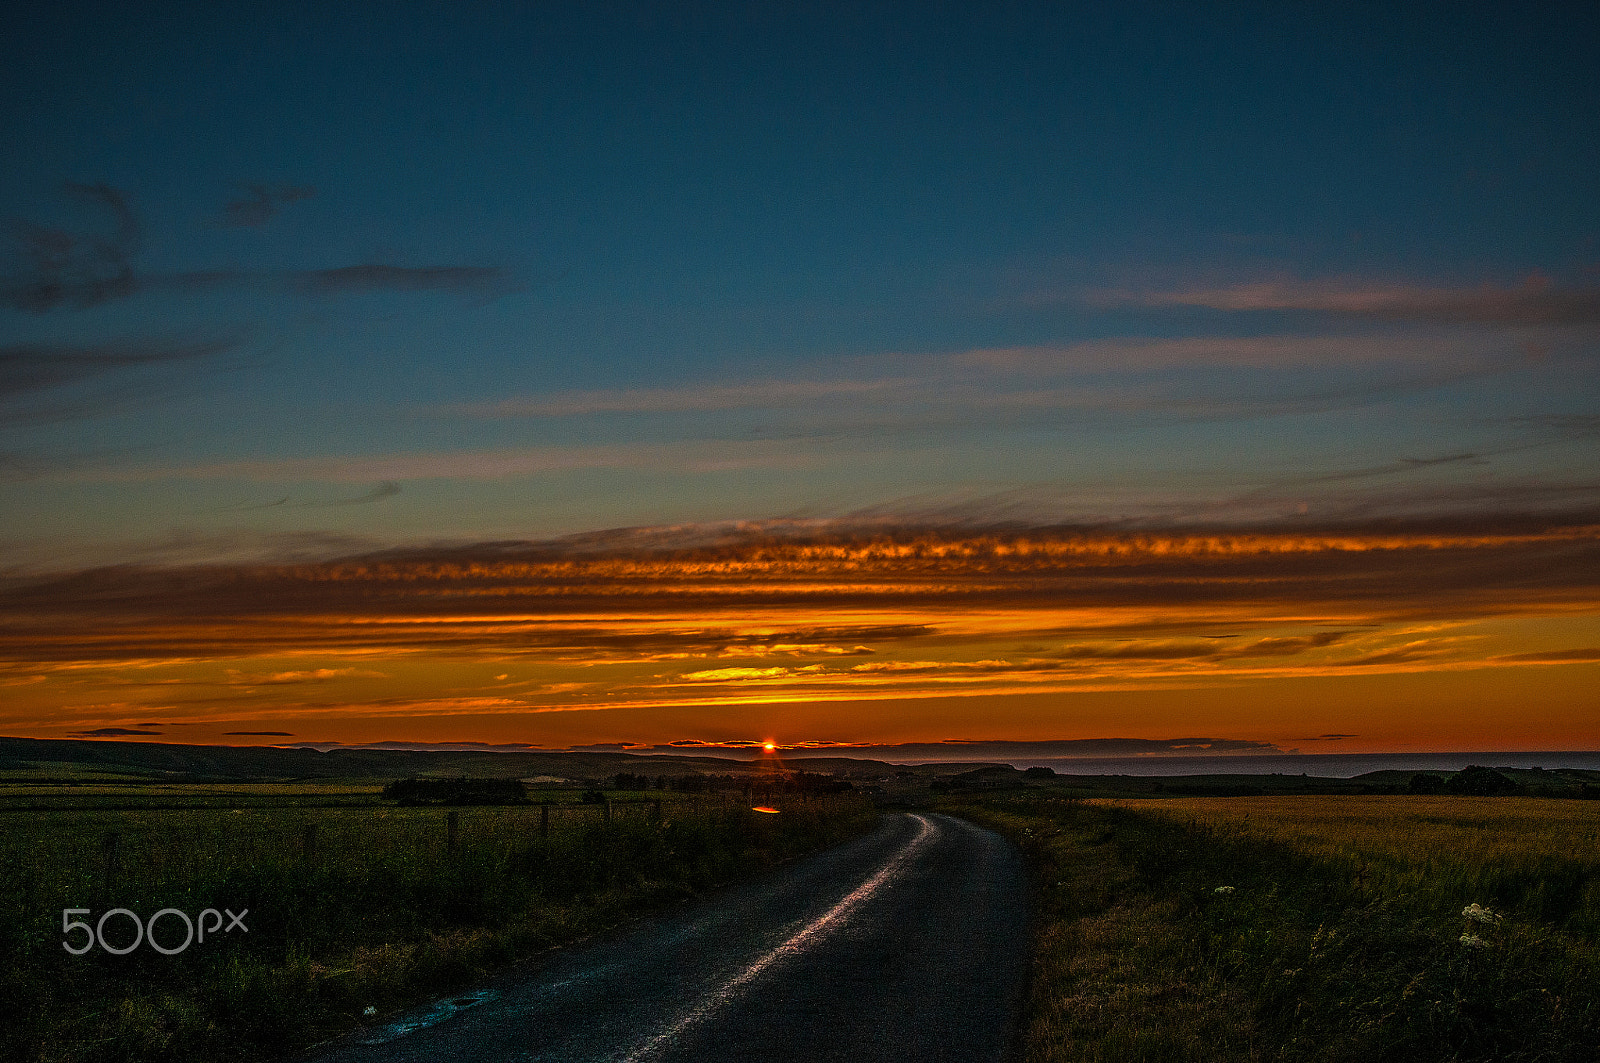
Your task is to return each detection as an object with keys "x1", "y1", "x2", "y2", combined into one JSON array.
[{"x1": 612, "y1": 771, "x2": 854, "y2": 794}]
